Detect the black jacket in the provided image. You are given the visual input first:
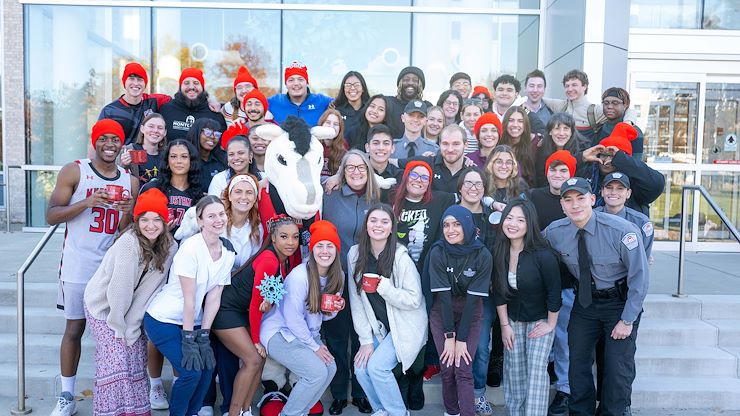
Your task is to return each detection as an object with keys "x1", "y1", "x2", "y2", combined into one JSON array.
[
  {"x1": 493, "y1": 245, "x2": 561, "y2": 323},
  {"x1": 159, "y1": 93, "x2": 227, "y2": 141},
  {"x1": 98, "y1": 94, "x2": 169, "y2": 145}
]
